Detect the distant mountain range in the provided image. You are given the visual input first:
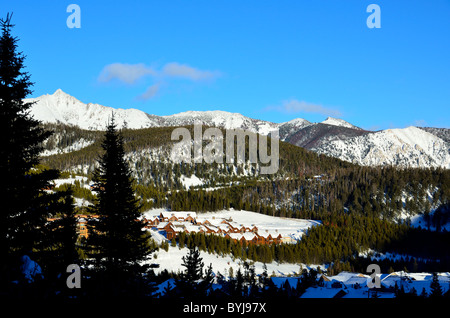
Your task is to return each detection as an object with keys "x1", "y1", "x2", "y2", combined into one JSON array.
[{"x1": 27, "y1": 89, "x2": 450, "y2": 169}]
